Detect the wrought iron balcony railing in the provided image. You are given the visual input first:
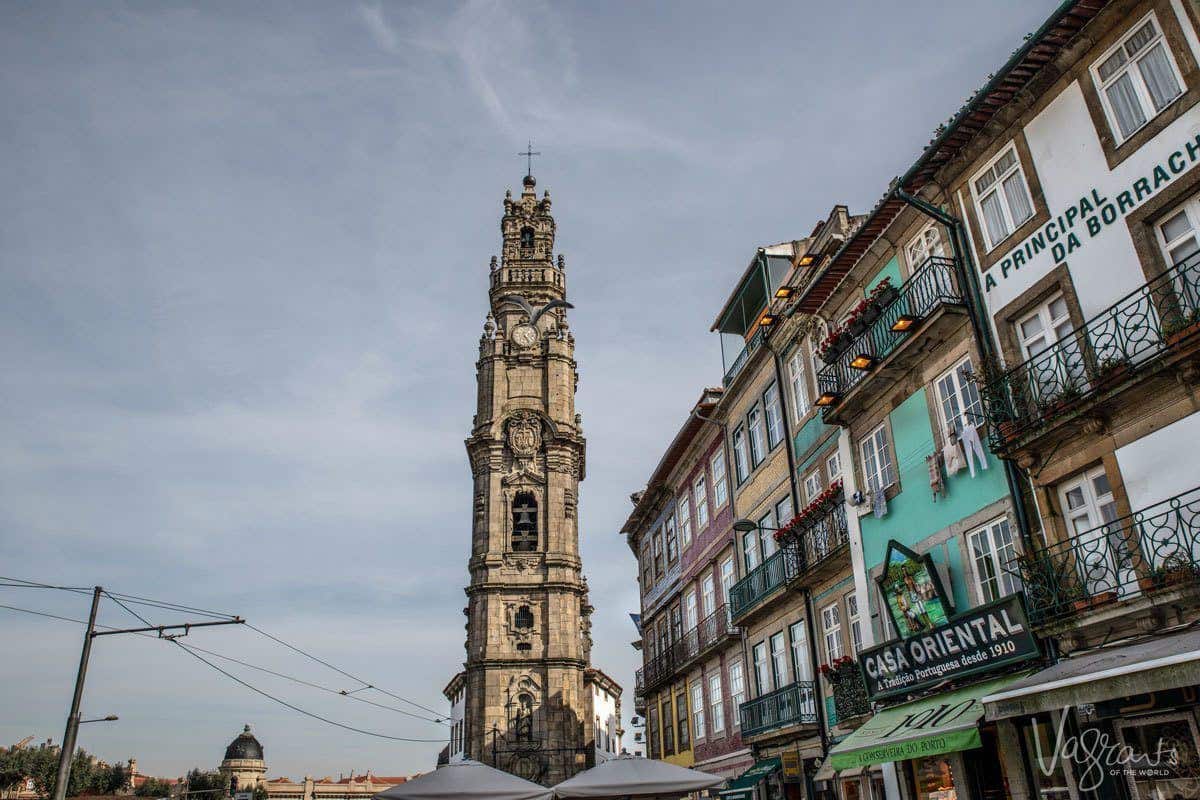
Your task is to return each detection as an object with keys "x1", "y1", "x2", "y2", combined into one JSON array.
[
  {"x1": 782, "y1": 499, "x2": 849, "y2": 581},
  {"x1": 1016, "y1": 485, "x2": 1200, "y2": 625},
  {"x1": 983, "y1": 252, "x2": 1200, "y2": 449},
  {"x1": 817, "y1": 256, "x2": 963, "y2": 402},
  {"x1": 639, "y1": 647, "x2": 677, "y2": 692},
  {"x1": 672, "y1": 605, "x2": 738, "y2": 668},
  {"x1": 739, "y1": 680, "x2": 818, "y2": 738},
  {"x1": 729, "y1": 549, "x2": 791, "y2": 623},
  {"x1": 723, "y1": 328, "x2": 765, "y2": 387}
]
